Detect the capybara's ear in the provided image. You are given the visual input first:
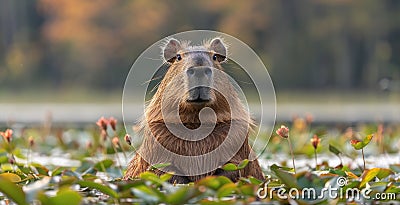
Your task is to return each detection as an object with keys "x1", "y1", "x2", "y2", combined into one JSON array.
[
  {"x1": 163, "y1": 38, "x2": 181, "y2": 63},
  {"x1": 209, "y1": 38, "x2": 227, "y2": 57}
]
